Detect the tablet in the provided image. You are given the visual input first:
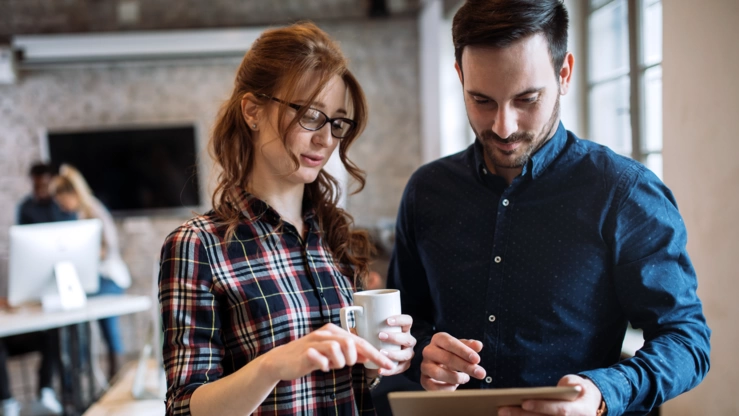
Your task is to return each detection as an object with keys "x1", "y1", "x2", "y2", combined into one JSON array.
[{"x1": 388, "y1": 386, "x2": 581, "y2": 416}]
